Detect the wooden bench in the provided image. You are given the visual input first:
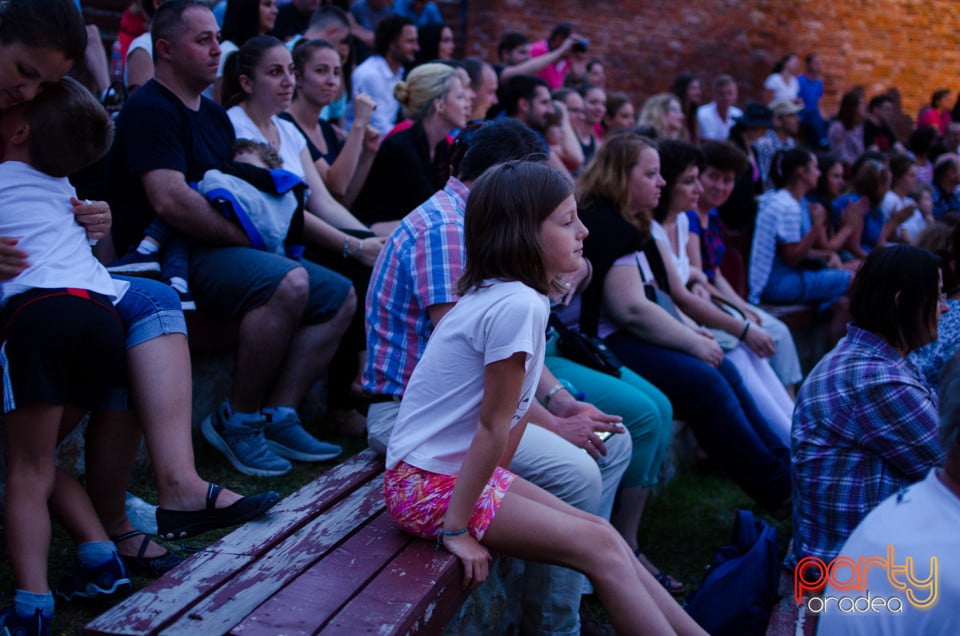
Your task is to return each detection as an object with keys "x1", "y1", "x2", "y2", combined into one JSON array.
[
  {"x1": 84, "y1": 450, "x2": 473, "y2": 635},
  {"x1": 765, "y1": 565, "x2": 819, "y2": 636}
]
